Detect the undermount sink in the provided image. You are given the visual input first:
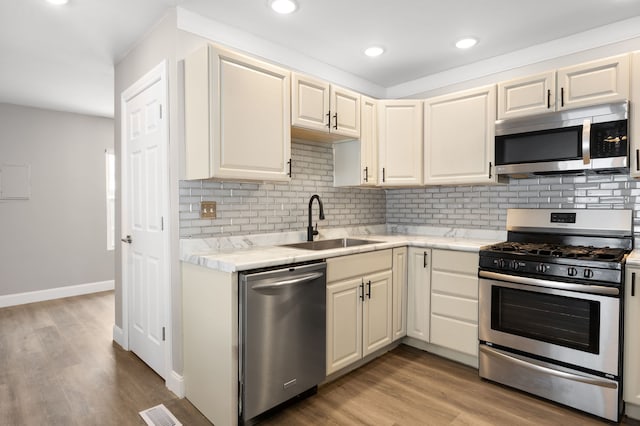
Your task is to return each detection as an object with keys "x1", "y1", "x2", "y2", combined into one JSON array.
[{"x1": 282, "y1": 238, "x2": 382, "y2": 251}]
